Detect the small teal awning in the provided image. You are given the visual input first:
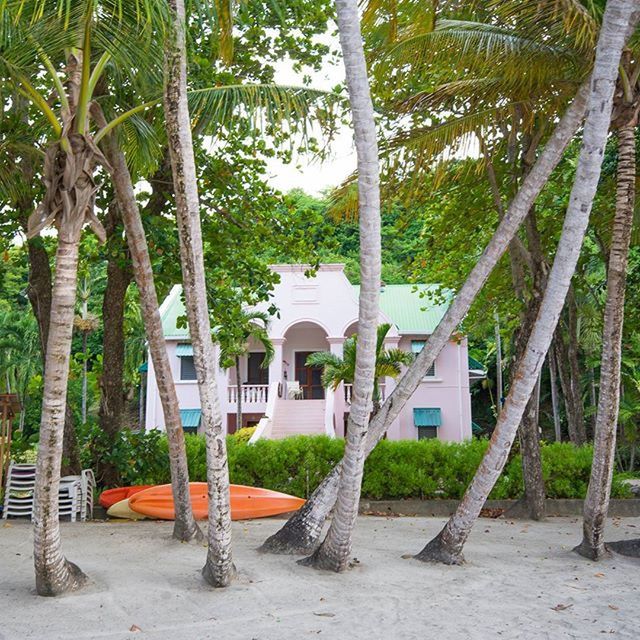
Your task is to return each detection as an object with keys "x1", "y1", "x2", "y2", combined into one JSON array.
[
  {"x1": 180, "y1": 409, "x2": 201, "y2": 431},
  {"x1": 468, "y1": 356, "x2": 486, "y2": 371},
  {"x1": 176, "y1": 343, "x2": 194, "y2": 357},
  {"x1": 471, "y1": 421, "x2": 483, "y2": 435},
  {"x1": 413, "y1": 408, "x2": 441, "y2": 427},
  {"x1": 138, "y1": 362, "x2": 148, "y2": 373}
]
